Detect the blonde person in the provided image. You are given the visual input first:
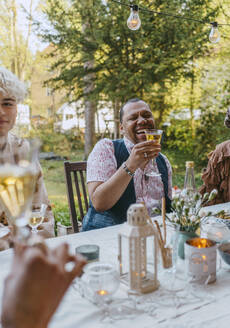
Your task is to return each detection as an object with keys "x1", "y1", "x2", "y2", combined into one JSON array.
[{"x1": 0, "y1": 67, "x2": 54, "y2": 240}]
